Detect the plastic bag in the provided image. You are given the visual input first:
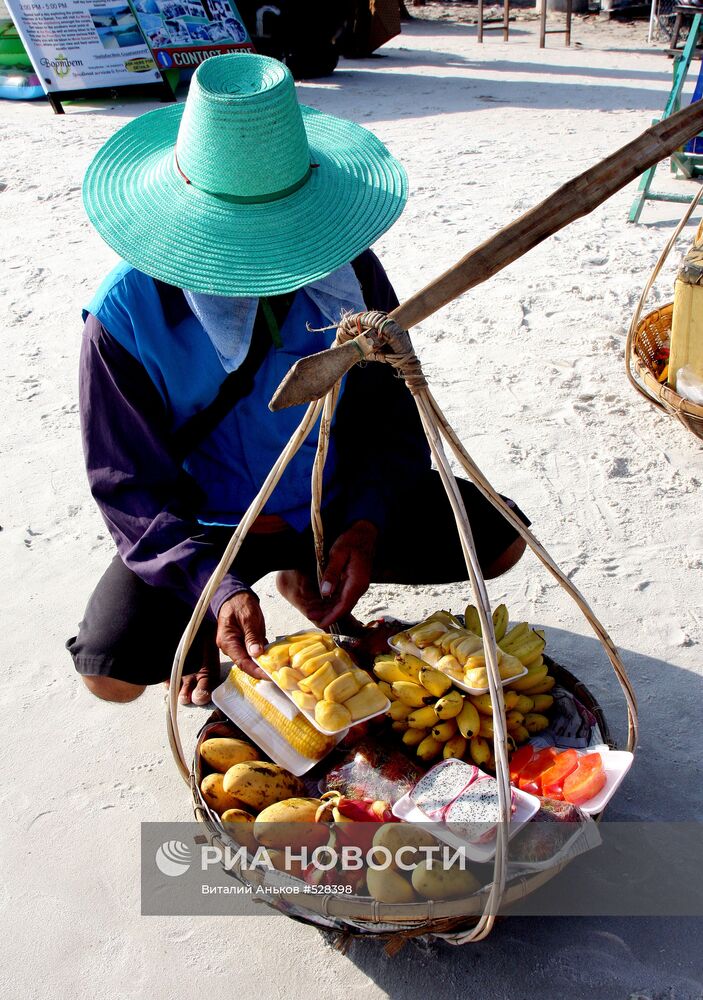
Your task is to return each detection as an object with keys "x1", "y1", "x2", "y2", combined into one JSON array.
[
  {"x1": 676, "y1": 365, "x2": 703, "y2": 404},
  {"x1": 321, "y1": 741, "x2": 423, "y2": 804}
]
